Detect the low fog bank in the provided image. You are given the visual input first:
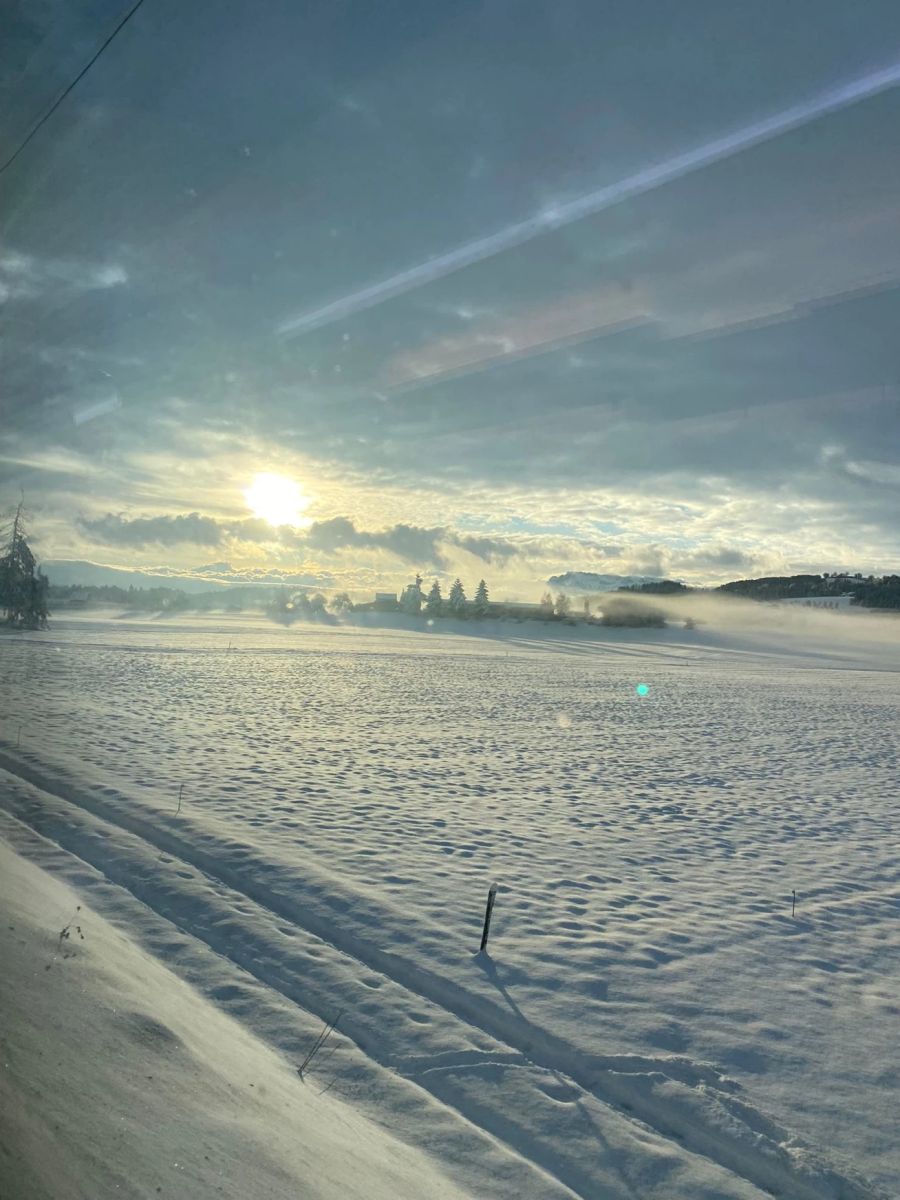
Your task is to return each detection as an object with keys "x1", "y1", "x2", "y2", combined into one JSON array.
[
  {"x1": 630, "y1": 590, "x2": 900, "y2": 651},
  {"x1": 16, "y1": 593, "x2": 900, "y2": 670}
]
